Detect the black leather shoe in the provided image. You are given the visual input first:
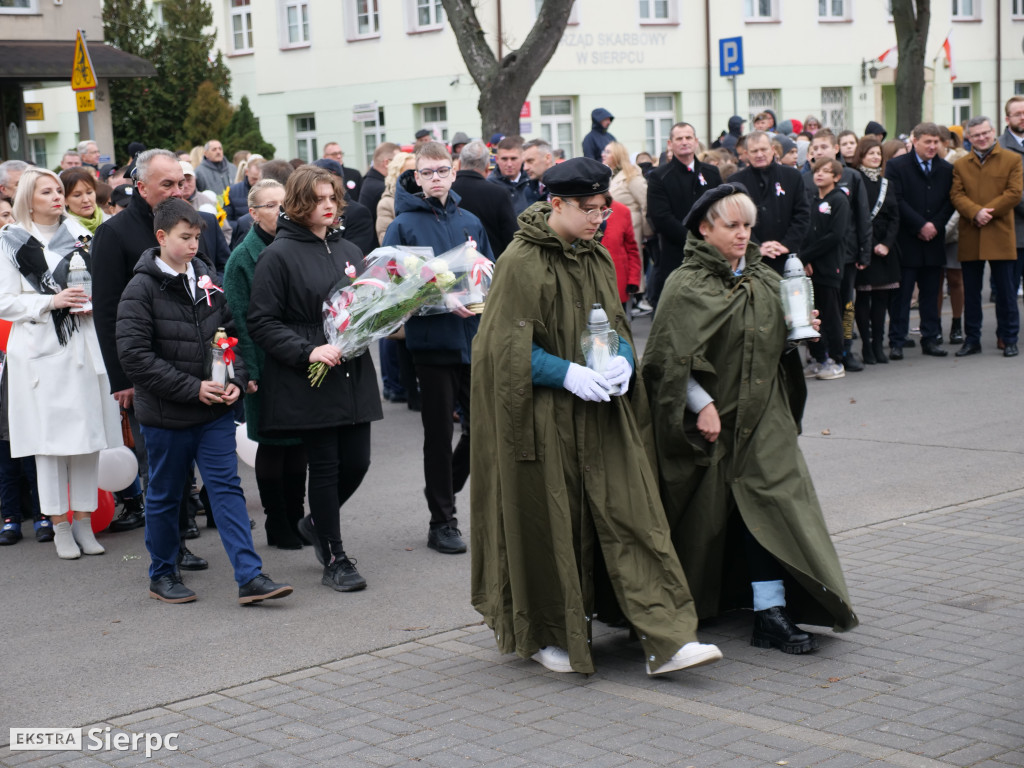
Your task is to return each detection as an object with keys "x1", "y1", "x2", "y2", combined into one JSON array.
[
  {"x1": 949, "y1": 328, "x2": 965, "y2": 344},
  {"x1": 238, "y1": 573, "x2": 293, "y2": 605},
  {"x1": 428, "y1": 525, "x2": 467, "y2": 554},
  {"x1": 921, "y1": 342, "x2": 949, "y2": 357},
  {"x1": 842, "y1": 353, "x2": 864, "y2": 372},
  {"x1": 1004, "y1": 343, "x2": 1019, "y2": 358},
  {"x1": 177, "y1": 546, "x2": 208, "y2": 571},
  {"x1": 955, "y1": 341, "x2": 982, "y2": 357},
  {"x1": 322, "y1": 556, "x2": 367, "y2": 592},
  {"x1": 109, "y1": 506, "x2": 145, "y2": 532},
  {"x1": 149, "y1": 573, "x2": 197, "y2": 603},
  {"x1": 751, "y1": 606, "x2": 818, "y2": 654},
  {"x1": 183, "y1": 516, "x2": 200, "y2": 540},
  {"x1": 903, "y1": 338, "x2": 916, "y2": 348},
  {"x1": 888, "y1": 347, "x2": 904, "y2": 361}
]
